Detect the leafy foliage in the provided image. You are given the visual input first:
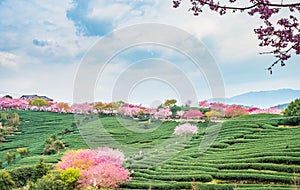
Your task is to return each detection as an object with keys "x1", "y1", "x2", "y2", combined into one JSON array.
[
  {"x1": 163, "y1": 99, "x2": 177, "y2": 107},
  {"x1": 16, "y1": 147, "x2": 30, "y2": 158},
  {"x1": 5, "y1": 152, "x2": 16, "y2": 165},
  {"x1": 43, "y1": 135, "x2": 65, "y2": 155},
  {"x1": 283, "y1": 99, "x2": 300, "y2": 125},
  {"x1": 29, "y1": 98, "x2": 50, "y2": 107},
  {"x1": 7, "y1": 158, "x2": 51, "y2": 188},
  {"x1": 0, "y1": 170, "x2": 15, "y2": 190}
]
